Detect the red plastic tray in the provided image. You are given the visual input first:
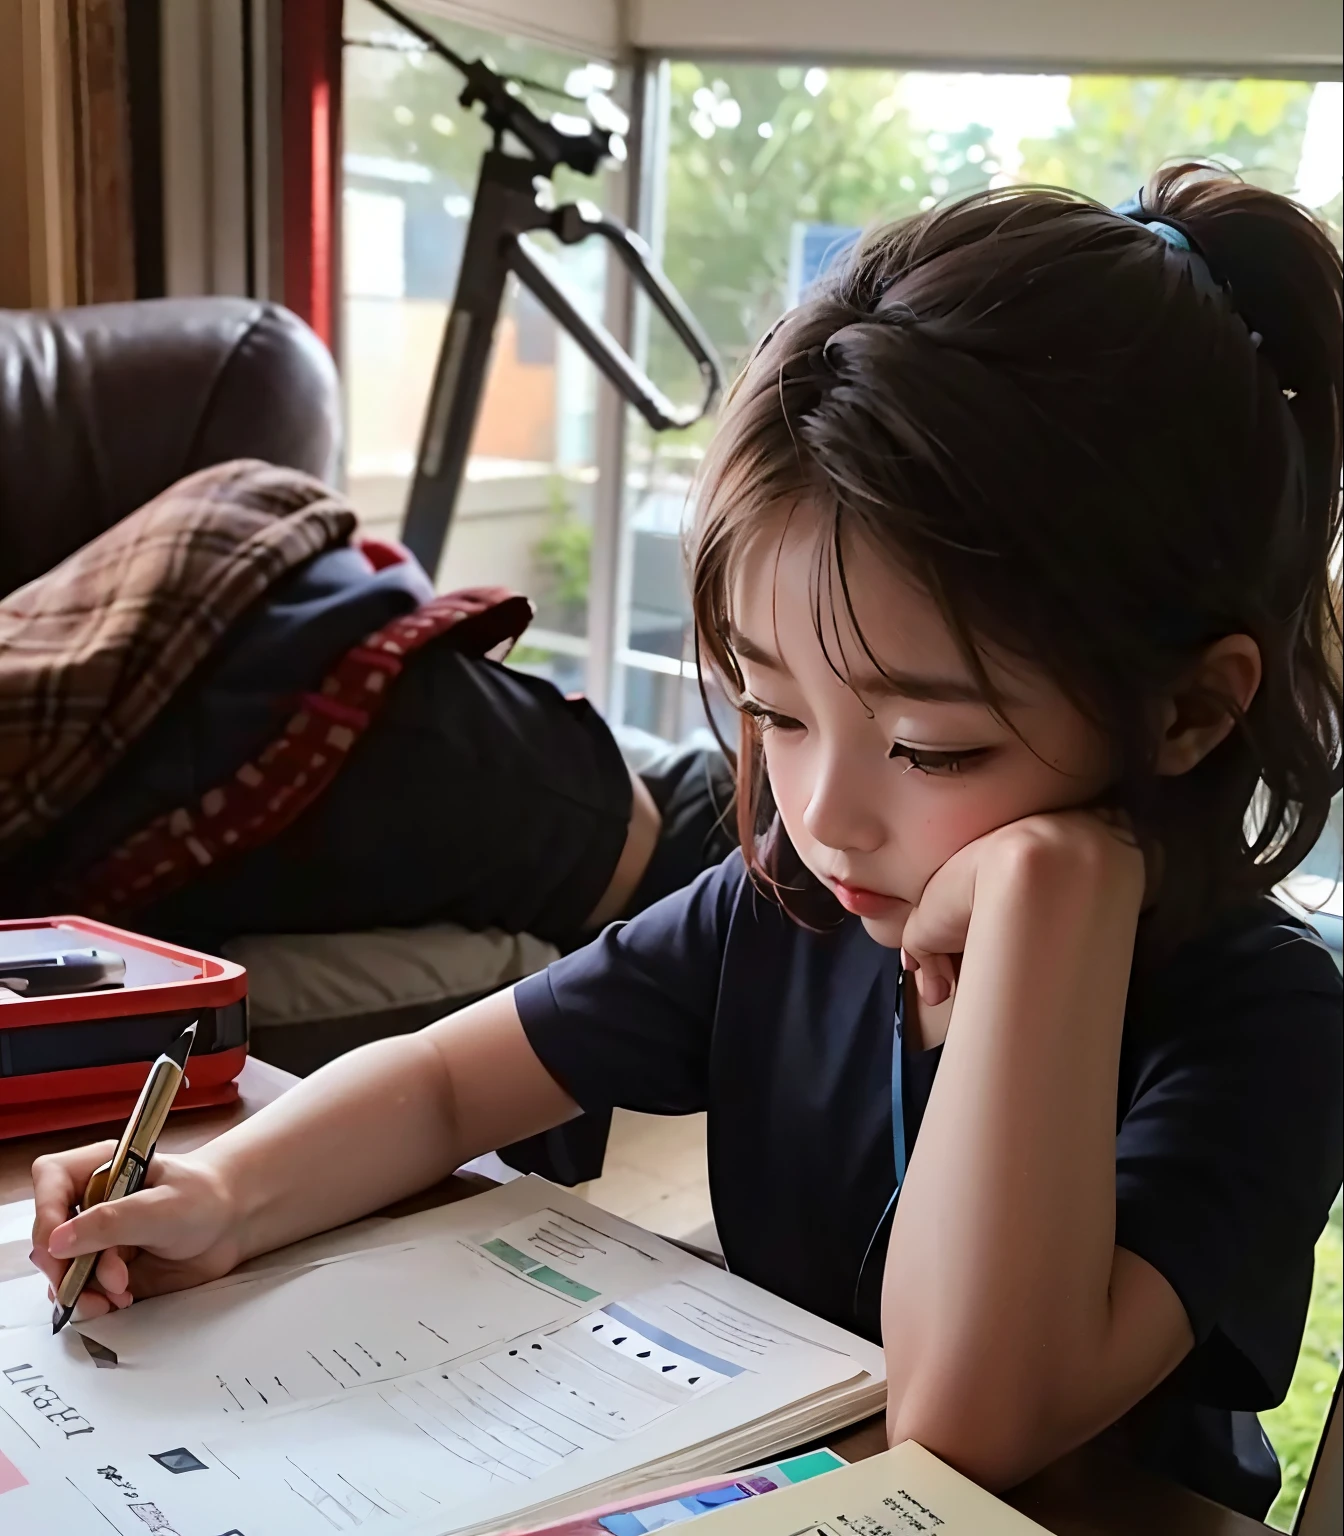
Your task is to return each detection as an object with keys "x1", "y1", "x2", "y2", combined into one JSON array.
[{"x1": 0, "y1": 916, "x2": 248, "y2": 1139}]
